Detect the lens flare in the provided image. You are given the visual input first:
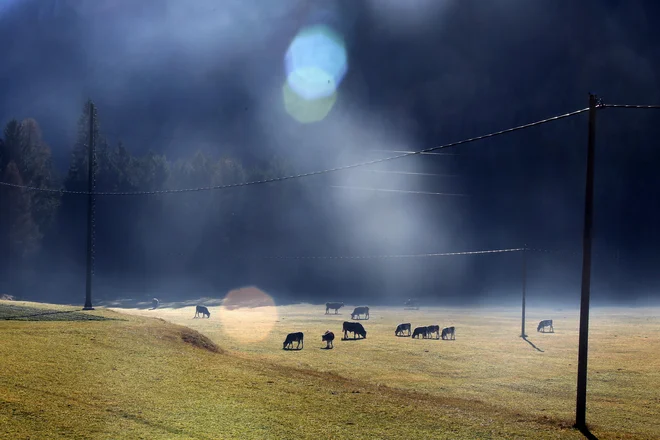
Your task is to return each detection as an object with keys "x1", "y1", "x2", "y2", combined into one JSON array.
[
  {"x1": 284, "y1": 24, "x2": 348, "y2": 101},
  {"x1": 0, "y1": 0, "x2": 20, "y2": 17},
  {"x1": 283, "y1": 81, "x2": 337, "y2": 124},
  {"x1": 217, "y1": 286, "x2": 278, "y2": 344}
]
